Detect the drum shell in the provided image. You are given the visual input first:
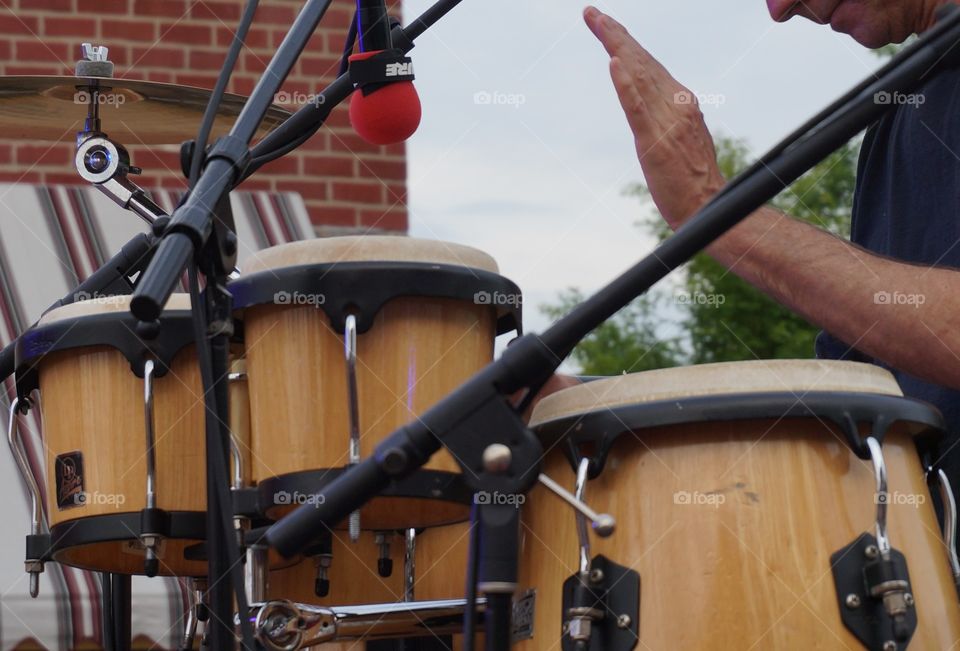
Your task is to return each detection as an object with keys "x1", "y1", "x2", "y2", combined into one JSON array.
[
  {"x1": 244, "y1": 296, "x2": 495, "y2": 528},
  {"x1": 39, "y1": 344, "x2": 207, "y2": 576},
  {"x1": 516, "y1": 418, "x2": 960, "y2": 649}
]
